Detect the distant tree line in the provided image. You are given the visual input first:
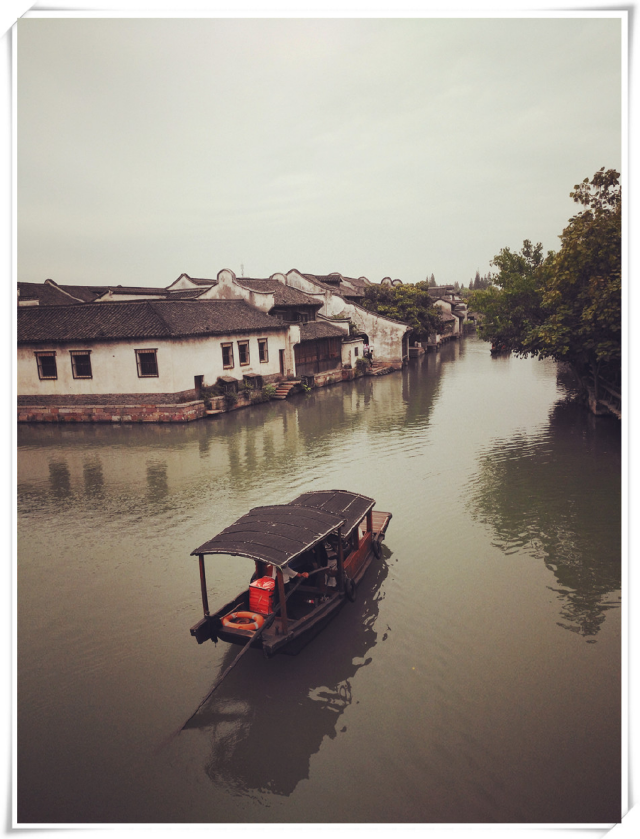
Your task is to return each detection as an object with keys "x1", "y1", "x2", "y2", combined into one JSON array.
[
  {"x1": 469, "y1": 168, "x2": 621, "y2": 414},
  {"x1": 468, "y1": 270, "x2": 494, "y2": 290}
]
